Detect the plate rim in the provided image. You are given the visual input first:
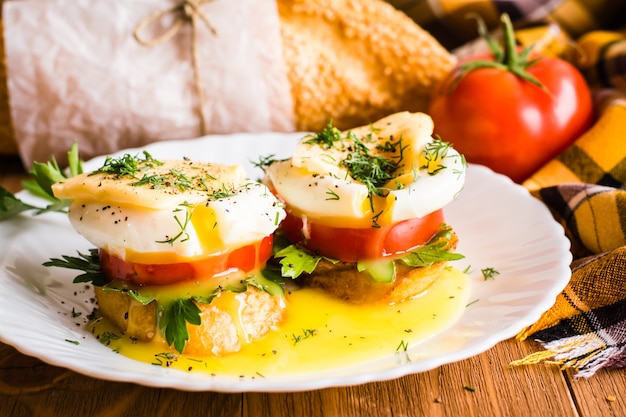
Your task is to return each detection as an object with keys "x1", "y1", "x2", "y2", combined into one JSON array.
[{"x1": 0, "y1": 133, "x2": 572, "y2": 392}]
